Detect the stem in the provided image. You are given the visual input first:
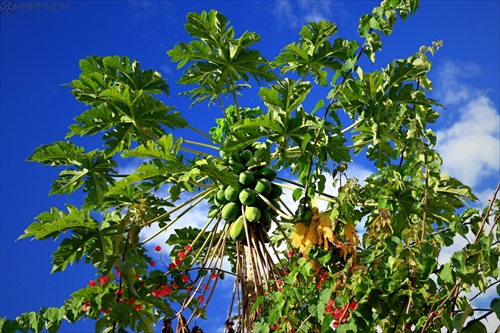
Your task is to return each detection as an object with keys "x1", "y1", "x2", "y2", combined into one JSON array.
[
  {"x1": 180, "y1": 139, "x2": 220, "y2": 151},
  {"x1": 186, "y1": 124, "x2": 220, "y2": 144},
  {"x1": 301, "y1": 32, "x2": 372, "y2": 213},
  {"x1": 228, "y1": 69, "x2": 240, "y2": 121},
  {"x1": 421, "y1": 136, "x2": 429, "y2": 243},
  {"x1": 476, "y1": 181, "x2": 500, "y2": 242},
  {"x1": 139, "y1": 188, "x2": 215, "y2": 243}
]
